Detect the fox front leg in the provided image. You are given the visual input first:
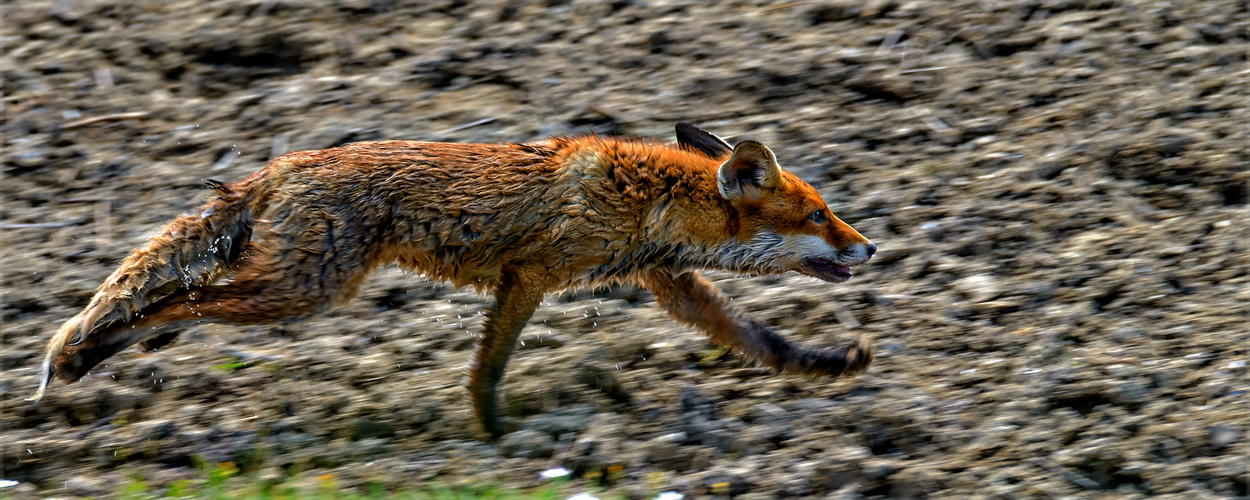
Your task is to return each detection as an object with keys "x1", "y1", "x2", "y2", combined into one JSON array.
[
  {"x1": 640, "y1": 269, "x2": 872, "y2": 377},
  {"x1": 468, "y1": 268, "x2": 544, "y2": 438}
]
